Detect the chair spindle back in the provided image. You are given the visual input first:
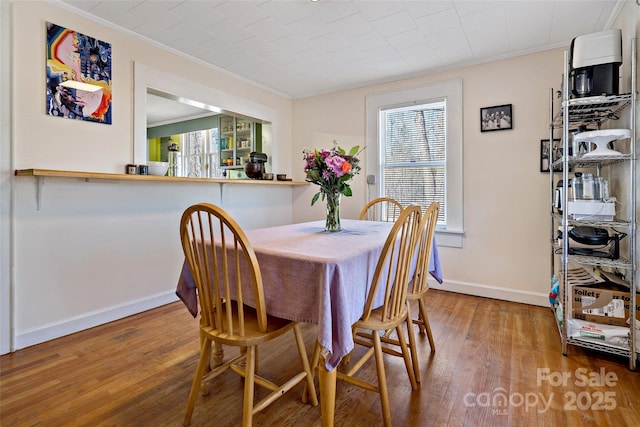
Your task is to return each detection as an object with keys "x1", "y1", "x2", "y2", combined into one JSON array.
[
  {"x1": 180, "y1": 203, "x2": 267, "y2": 336},
  {"x1": 409, "y1": 202, "x2": 440, "y2": 296},
  {"x1": 361, "y1": 205, "x2": 422, "y2": 323}
]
